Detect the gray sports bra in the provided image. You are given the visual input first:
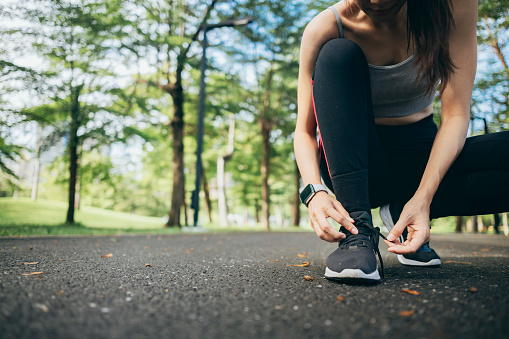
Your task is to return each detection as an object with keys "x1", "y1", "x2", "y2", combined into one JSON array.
[{"x1": 329, "y1": 6, "x2": 435, "y2": 118}]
